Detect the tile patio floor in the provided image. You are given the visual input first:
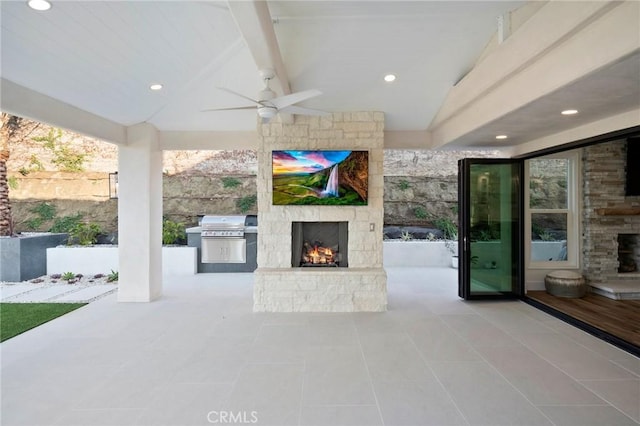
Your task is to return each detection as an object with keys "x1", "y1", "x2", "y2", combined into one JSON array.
[{"x1": 1, "y1": 267, "x2": 638, "y2": 426}]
